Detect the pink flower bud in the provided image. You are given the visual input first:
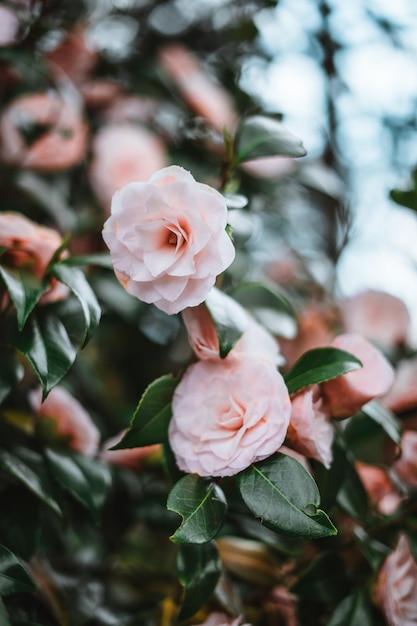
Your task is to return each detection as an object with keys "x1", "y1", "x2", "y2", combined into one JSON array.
[{"x1": 391, "y1": 430, "x2": 417, "y2": 492}]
